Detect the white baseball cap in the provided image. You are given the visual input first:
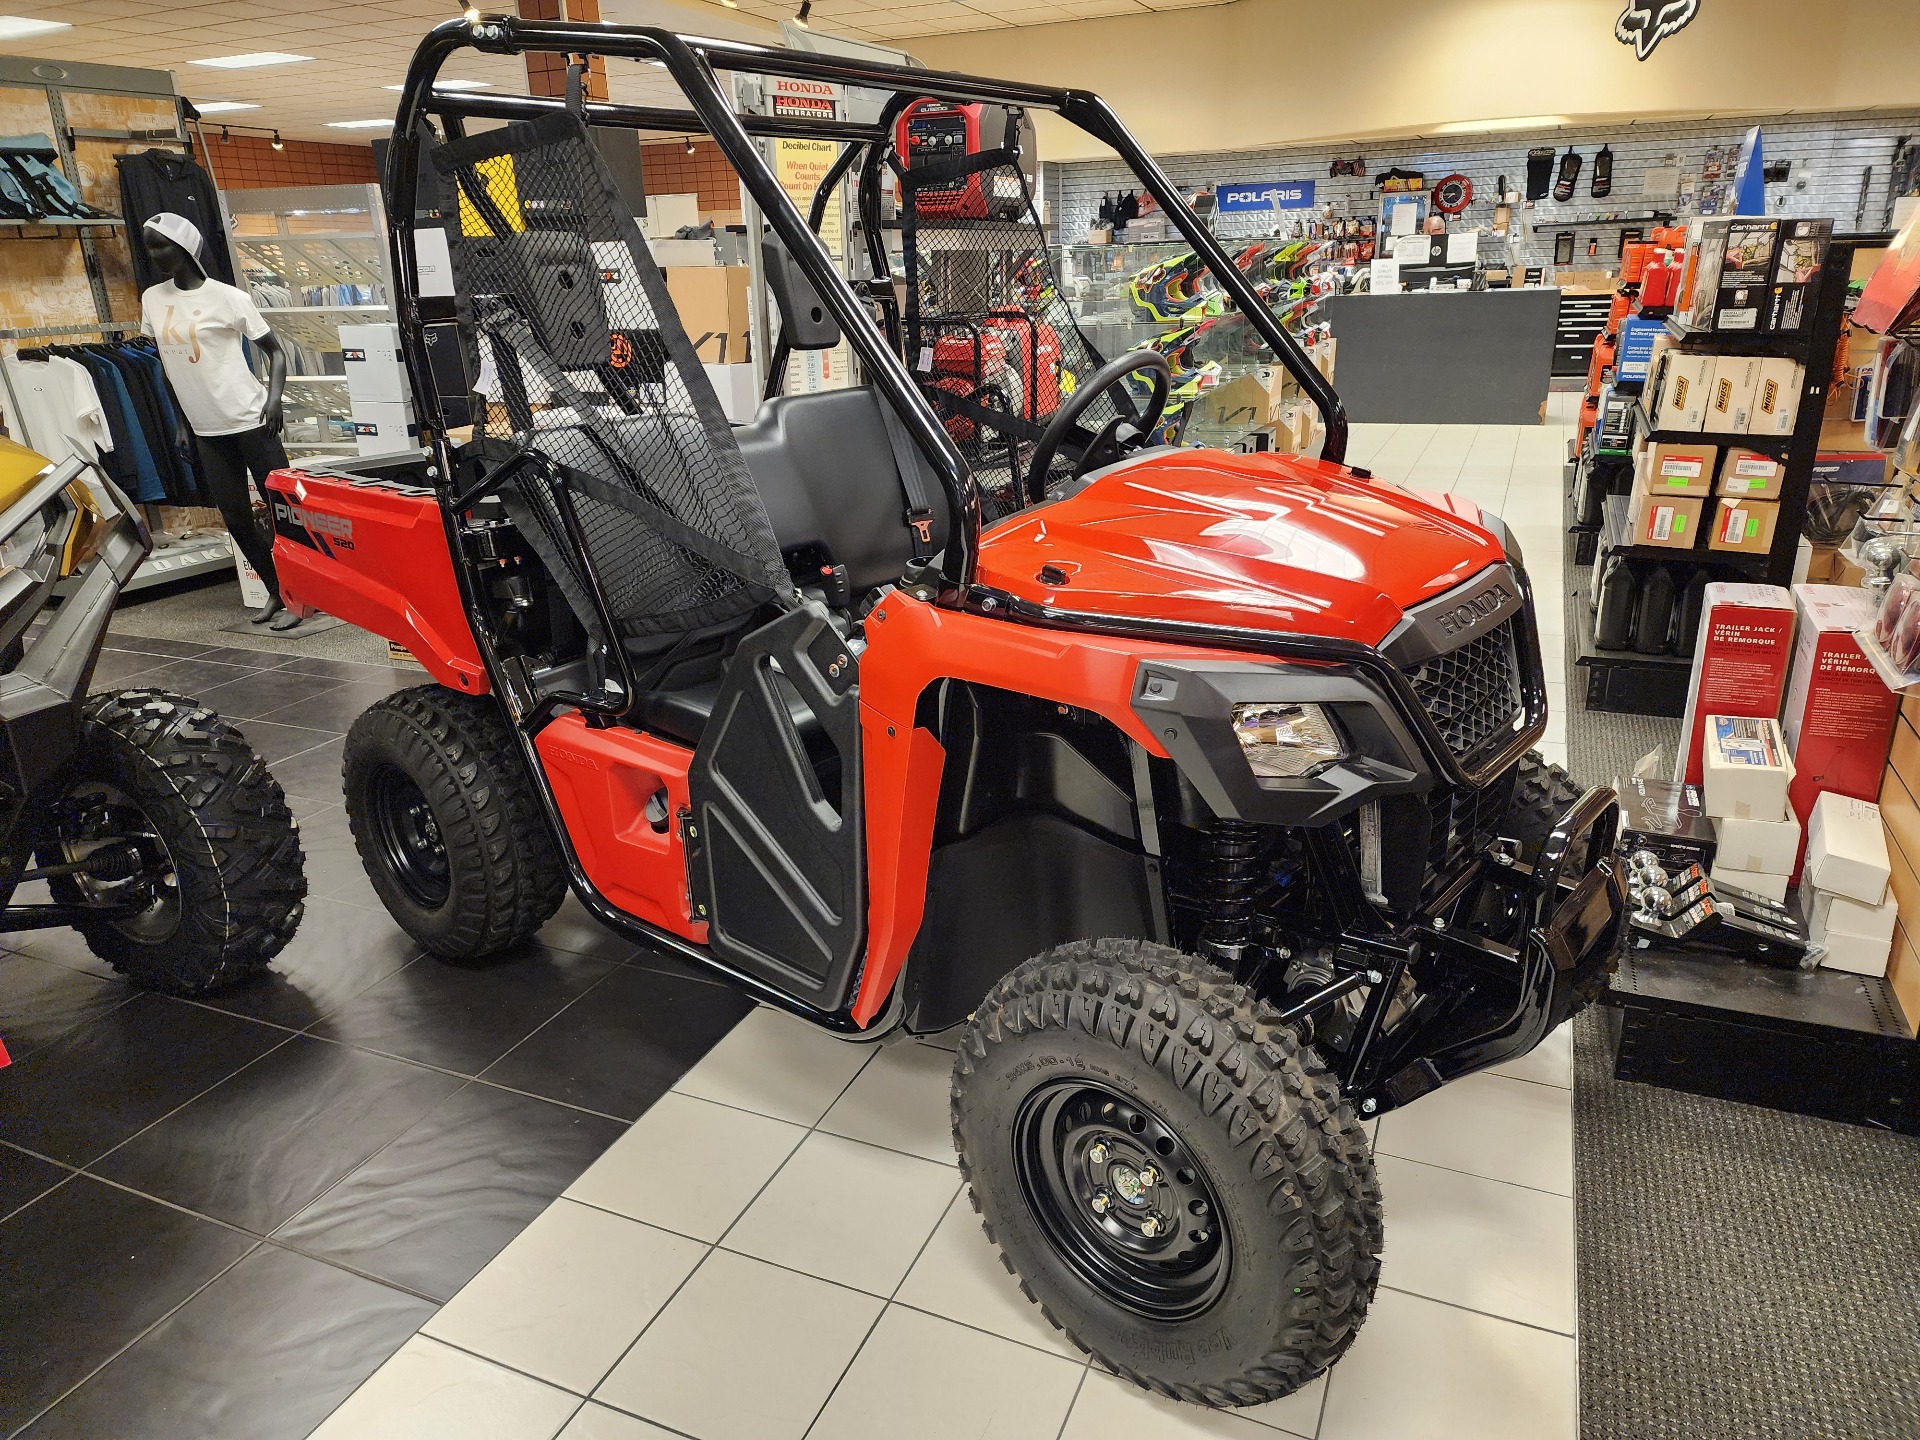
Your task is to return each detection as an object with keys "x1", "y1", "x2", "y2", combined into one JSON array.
[{"x1": 142, "y1": 212, "x2": 206, "y2": 274}]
